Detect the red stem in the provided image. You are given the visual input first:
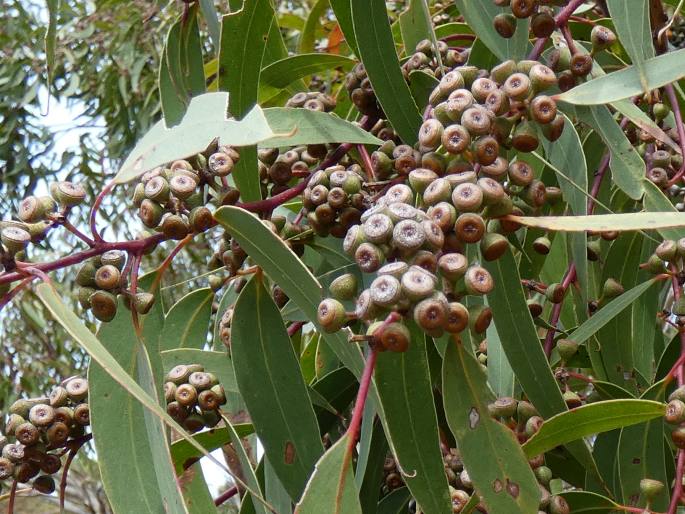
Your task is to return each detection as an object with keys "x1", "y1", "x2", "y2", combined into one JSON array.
[
  {"x1": 345, "y1": 348, "x2": 378, "y2": 453},
  {"x1": 0, "y1": 277, "x2": 35, "y2": 312},
  {"x1": 89, "y1": 180, "x2": 115, "y2": 244},
  {"x1": 62, "y1": 218, "x2": 95, "y2": 247},
  {"x1": 7, "y1": 479, "x2": 16, "y2": 514},
  {"x1": 440, "y1": 33, "x2": 475, "y2": 43},
  {"x1": 287, "y1": 321, "x2": 305, "y2": 337},
  {"x1": 213, "y1": 485, "x2": 238, "y2": 507},
  {"x1": 357, "y1": 144, "x2": 376, "y2": 181},
  {"x1": 665, "y1": 83, "x2": 685, "y2": 187},
  {"x1": 543, "y1": 265, "x2": 576, "y2": 358}
]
